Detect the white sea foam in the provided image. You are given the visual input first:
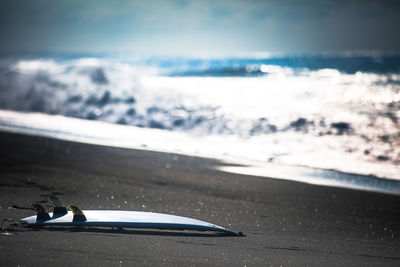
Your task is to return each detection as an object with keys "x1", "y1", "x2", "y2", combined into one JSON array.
[
  {"x1": 1, "y1": 110, "x2": 400, "y2": 196},
  {"x1": 0, "y1": 57, "x2": 400, "y2": 181}
]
